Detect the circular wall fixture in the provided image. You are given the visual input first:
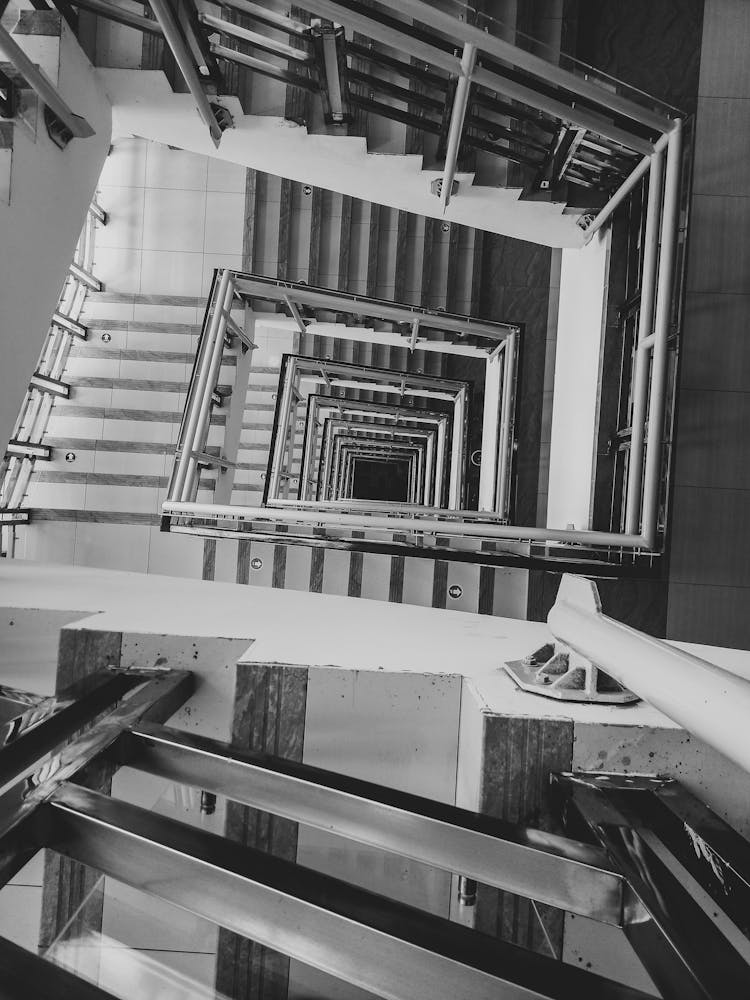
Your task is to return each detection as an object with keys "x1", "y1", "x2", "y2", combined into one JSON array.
[
  {"x1": 303, "y1": 185, "x2": 313, "y2": 196},
  {"x1": 448, "y1": 584, "x2": 463, "y2": 600},
  {"x1": 65, "y1": 452, "x2": 76, "y2": 463},
  {"x1": 441, "y1": 222, "x2": 450, "y2": 233},
  {"x1": 470, "y1": 449, "x2": 482, "y2": 467},
  {"x1": 101, "y1": 332, "x2": 112, "y2": 343},
  {"x1": 250, "y1": 557, "x2": 263, "y2": 570}
]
